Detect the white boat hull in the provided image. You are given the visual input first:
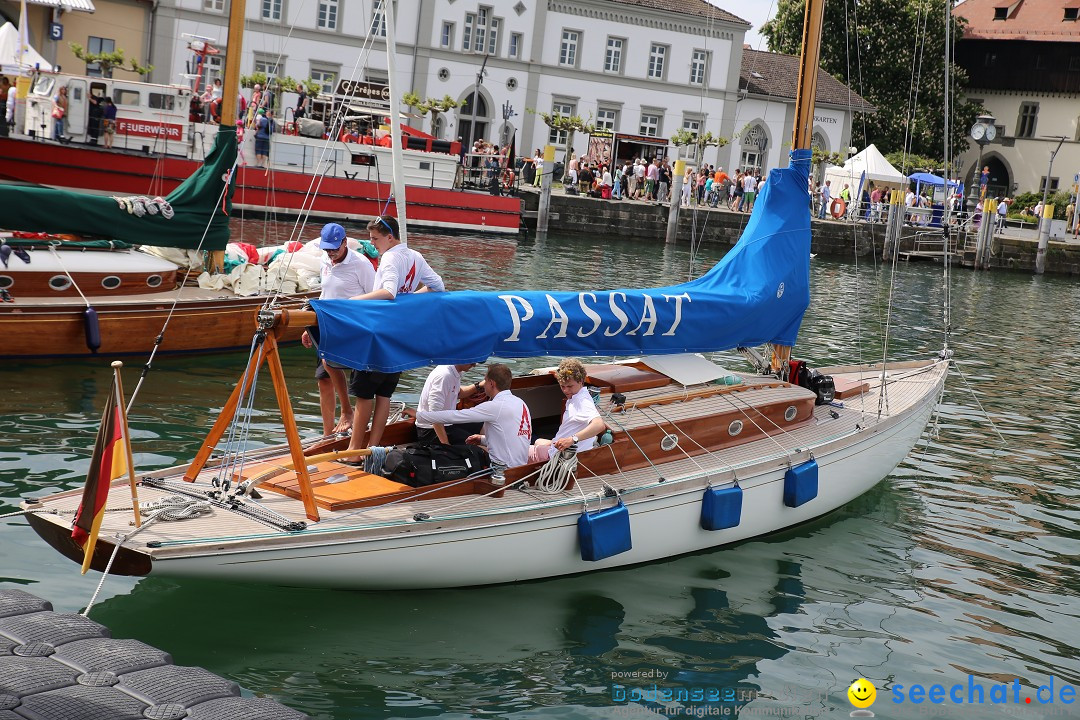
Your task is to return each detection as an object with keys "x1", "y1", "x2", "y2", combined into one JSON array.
[{"x1": 148, "y1": 368, "x2": 940, "y2": 588}]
